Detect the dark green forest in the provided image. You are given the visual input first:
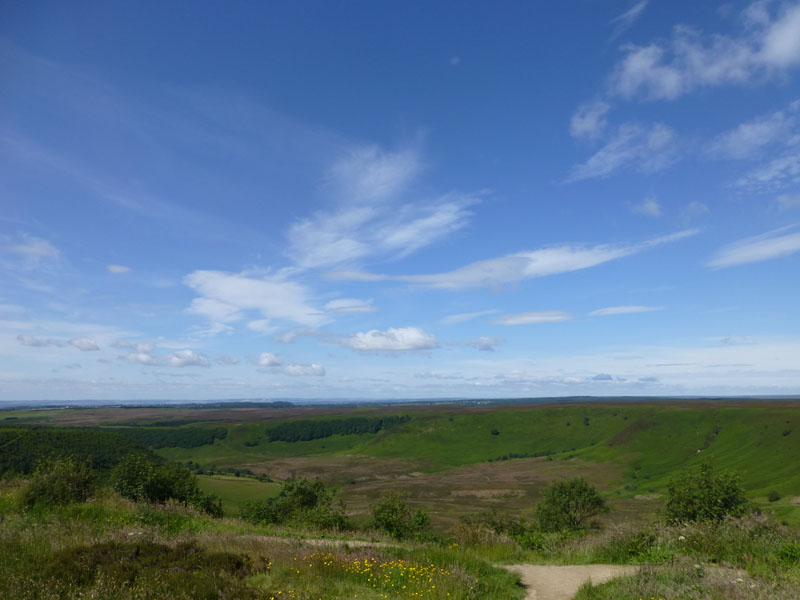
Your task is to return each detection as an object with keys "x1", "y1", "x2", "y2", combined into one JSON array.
[{"x1": 266, "y1": 415, "x2": 411, "y2": 442}]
